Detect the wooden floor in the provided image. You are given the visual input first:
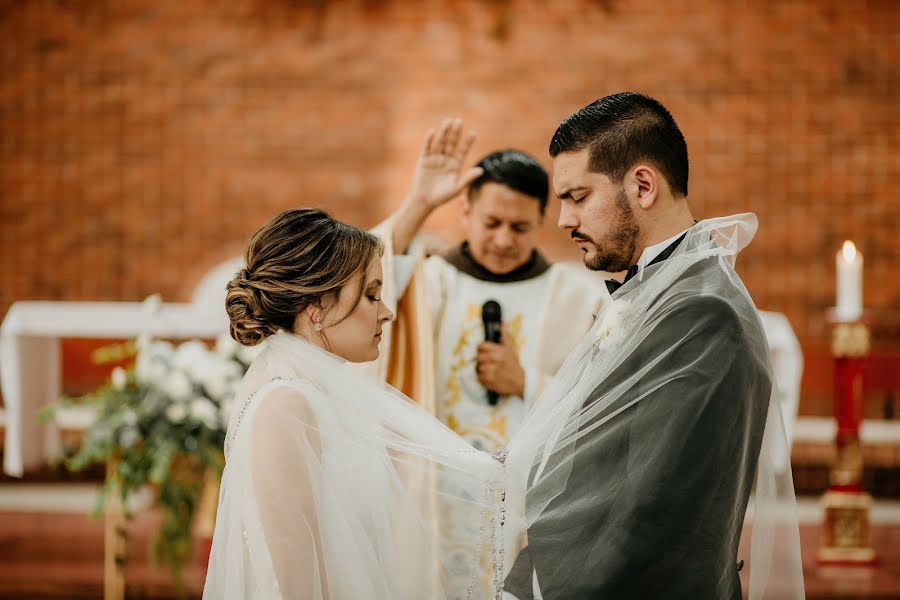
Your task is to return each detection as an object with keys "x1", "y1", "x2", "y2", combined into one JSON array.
[
  {"x1": 779, "y1": 523, "x2": 900, "y2": 599},
  {"x1": 0, "y1": 509, "x2": 206, "y2": 599},
  {"x1": 2, "y1": 506, "x2": 900, "y2": 599}
]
